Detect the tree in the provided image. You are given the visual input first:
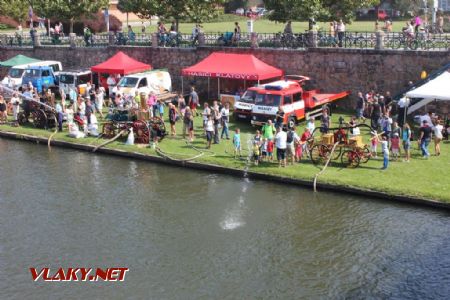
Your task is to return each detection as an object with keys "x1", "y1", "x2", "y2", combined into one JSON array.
[
  {"x1": 130, "y1": 0, "x2": 225, "y2": 31},
  {"x1": 30, "y1": 0, "x2": 109, "y2": 33},
  {"x1": 391, "y1": 0, "x2": 433, "y2": 16},
  {"x1": 224, "y1": 0, "x2": 247, "y2": 14},
  {"x1": 117, "y1": 0, "x2": 139, "y2": 28},
  {"x1": 264, "y1": 0, "x2": 380, "y2": 23},
  {"x1": 0, "y1": 0, "x2": 29, "y2": 23}
]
